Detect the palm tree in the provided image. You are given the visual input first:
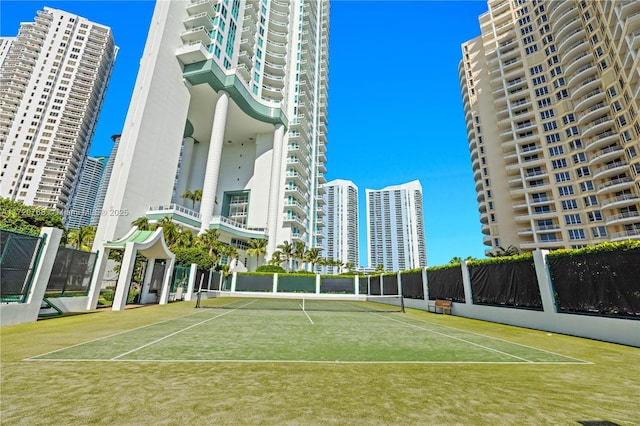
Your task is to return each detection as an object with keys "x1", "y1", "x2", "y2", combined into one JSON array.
[
  {"x1": 277, "y1": 240, "x2": 294, "y2": 272},
  {"x1": 198, "y1": 229, "x2": 222, "y2": 260},
  {"x1": 153, "y1": 216, "x2": 180, "y2": 247},
  {"x1": 344, "y1": 262, "x2": 354, "y2": 273},
  {"x1": 173, "y1": 227, "x2": 196, "y2": 250},
  {"x1": 66, "y1": 225, "x2": 96, "y2": 251},
  {"x1": 374, "y1": 264, "x2": 385, "y2": 273},
  {"x1": 246, "y1": 238, "x2": 268, "y2": 270},
  {"x1": 181, "y1": 189, "x2": 202, "y2": 210},
  {"x1": 488, "y1": 245, "x2": 520, "y2": 257},
  {"x1": 304, "y1": 247, "x2": 322, "y2": 272},
  {"x1": 448, "y1": 256, "x2": 463, "y2": 264},
  {"x1": 131, "y1": 216, "x2": 151, "y2": 231},
  {"x1": 293, "y1": 241, "x2": 306, "y2": 271},
  {"x1": 222, "y1": 244, "x2": 239, "y2": 270},
  {"x1": 269, "y1": 250, "x2": 283, "y2": 267}
]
